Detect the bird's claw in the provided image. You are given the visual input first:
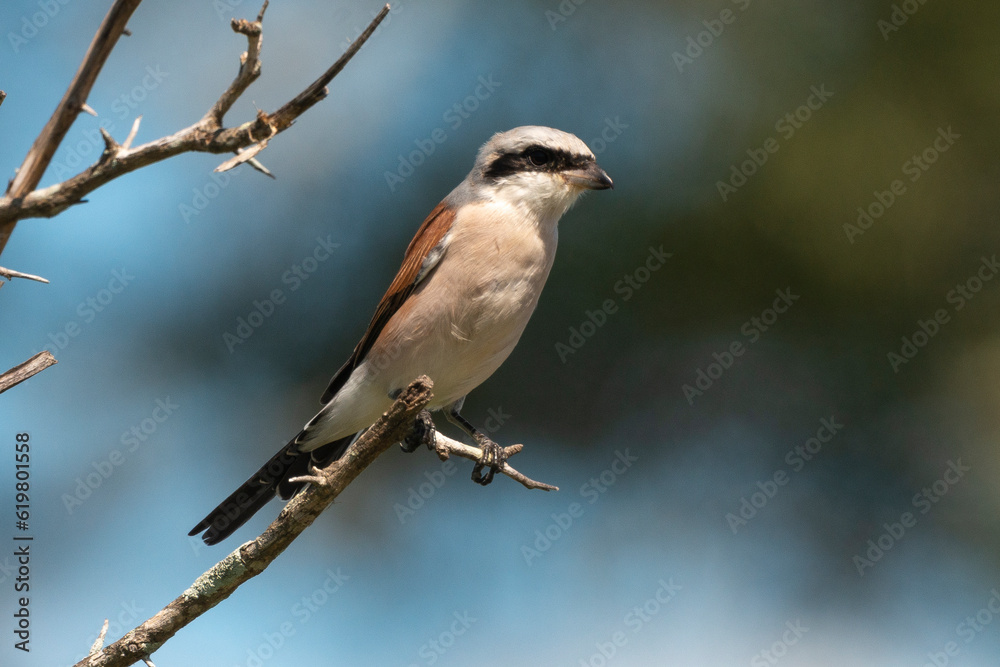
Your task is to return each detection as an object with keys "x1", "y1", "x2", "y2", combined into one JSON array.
[
  {"x1": 401, "y1": 409, "x2": 436, "y2": 453},
  {"x1": 471, "y1": 434, "x2": 506, "y2": 485}
]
